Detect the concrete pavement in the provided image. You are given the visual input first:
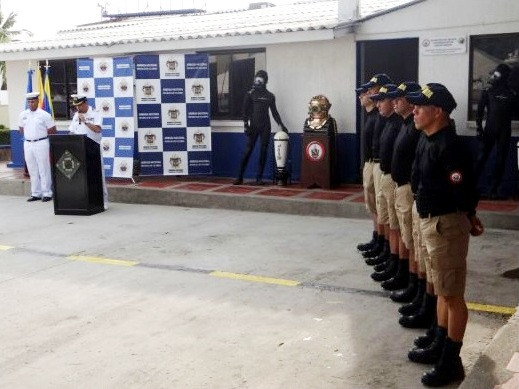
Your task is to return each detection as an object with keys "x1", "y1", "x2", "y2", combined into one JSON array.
[{"x1": 0, "y1": 195, "x2": 517, "y2": 388}]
